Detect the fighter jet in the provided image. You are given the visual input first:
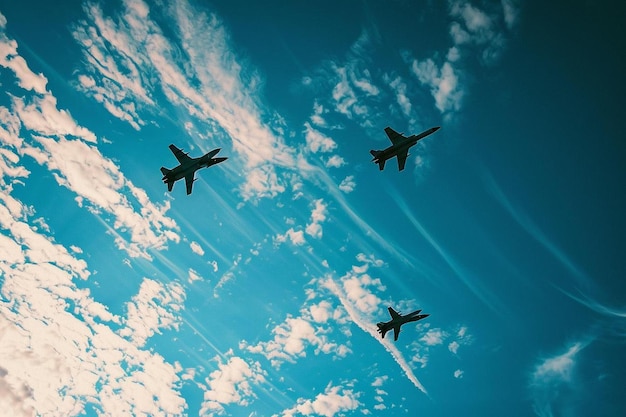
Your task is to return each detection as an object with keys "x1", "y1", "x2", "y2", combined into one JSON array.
[
  {"x1": 376, "y1": 306, "x2": 429, "y2": 341},
  {"x1": 160, "y1": 144, "x2": 227, "y2": 195},
  {"x1": 370, "y1": 126, "x2": 440, "y2": 171}
]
